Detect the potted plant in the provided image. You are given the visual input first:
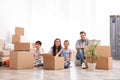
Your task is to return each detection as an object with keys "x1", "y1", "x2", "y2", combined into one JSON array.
[{"x1": 85, "y1": 41, "x2": 100, "y2": 71}]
